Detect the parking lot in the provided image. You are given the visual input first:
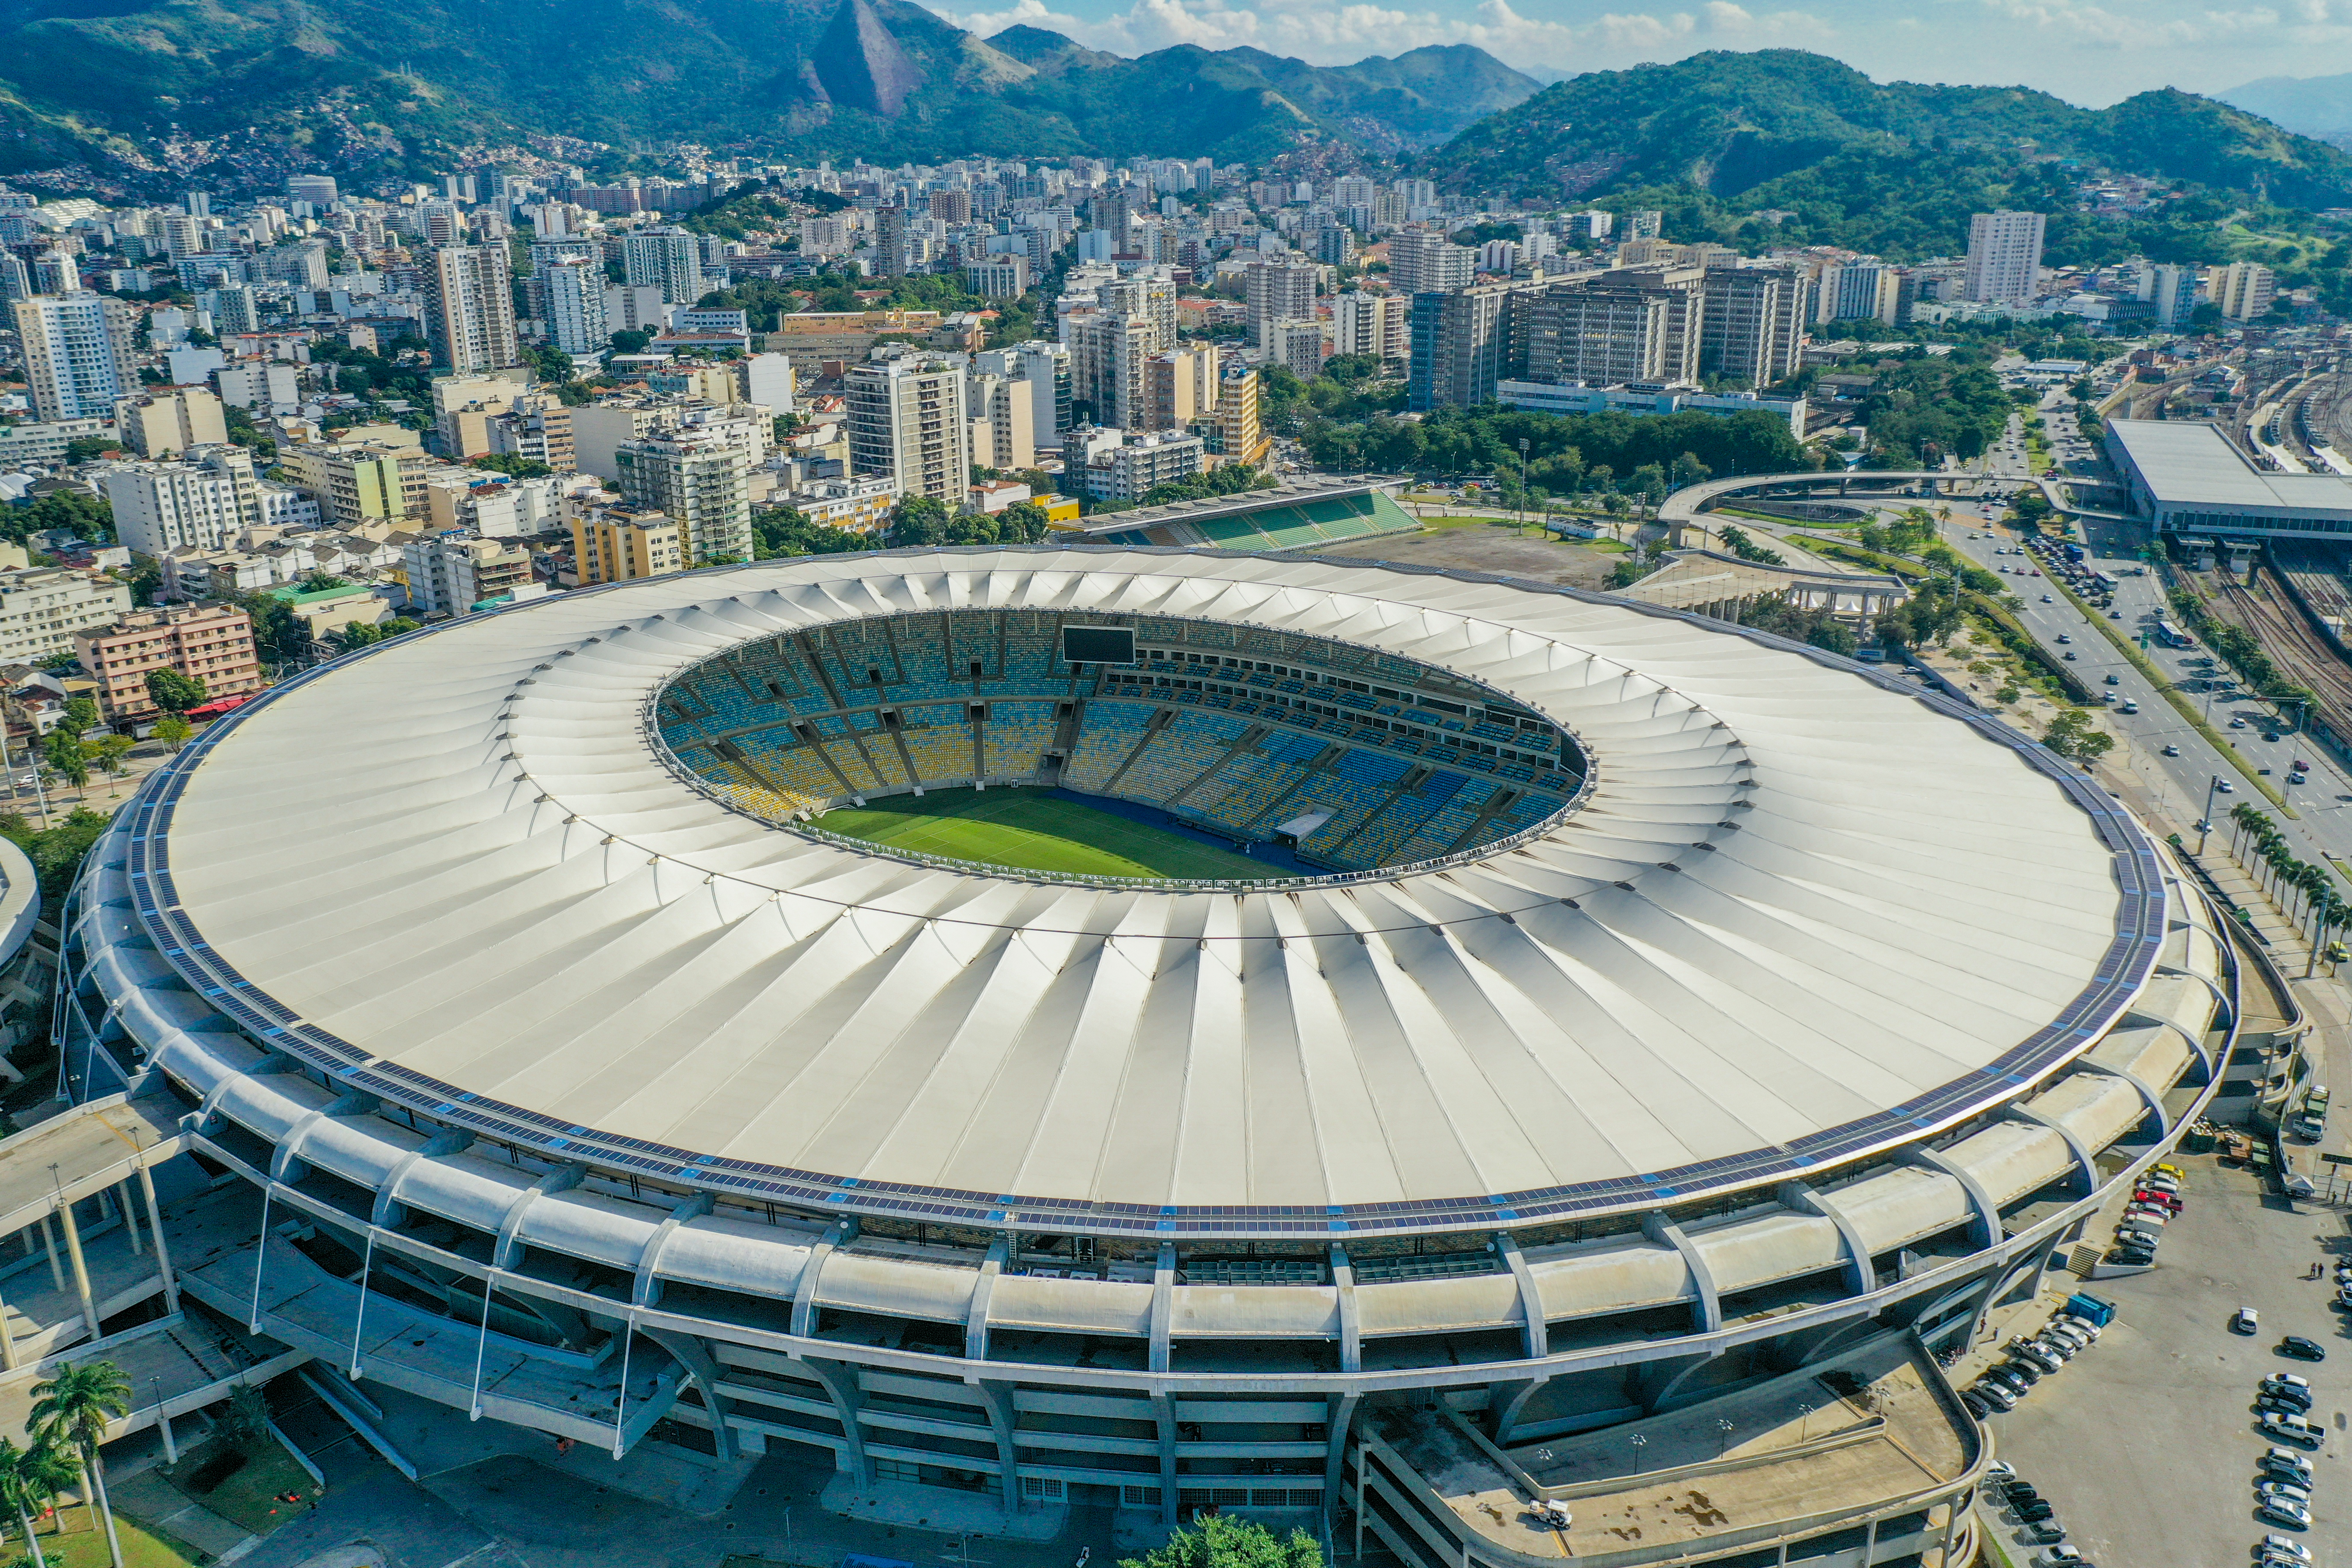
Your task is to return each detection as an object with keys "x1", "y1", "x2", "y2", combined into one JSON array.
[{"x1": 1984, "y1": 1149, "x2": 2348, "y2": 1566}]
